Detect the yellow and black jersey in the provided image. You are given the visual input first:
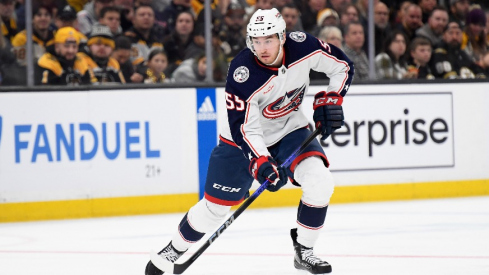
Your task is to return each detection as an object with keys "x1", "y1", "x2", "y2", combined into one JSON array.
[
  {"x1": 36, "y1": 52, "x2": 96, "y2": 85},
  {"x1": 1, "y1": 18, "x2": 18, "y2": 41},
  {"x1": 123, "y1": 27, "x2": 164, "y2": 66},
  {"x1": 78, "y1": 52, "x2": 126, "y2": 84},
  {"x1": 11, "y1": 29, "x2": 55, "y2": 65}
]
